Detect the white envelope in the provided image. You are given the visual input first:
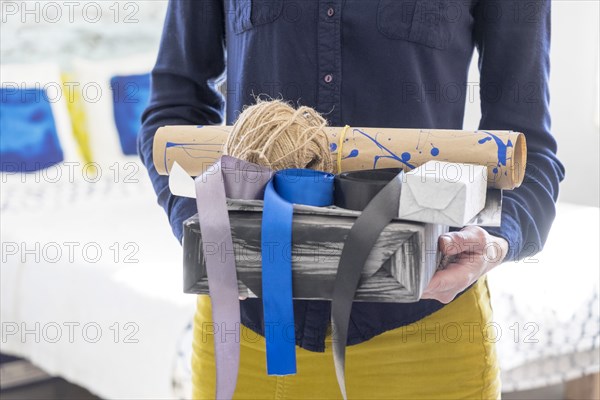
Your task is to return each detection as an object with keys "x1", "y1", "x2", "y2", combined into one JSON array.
[{"x1": 398, "y1": 161, "x2": 487, "y2": 227}]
